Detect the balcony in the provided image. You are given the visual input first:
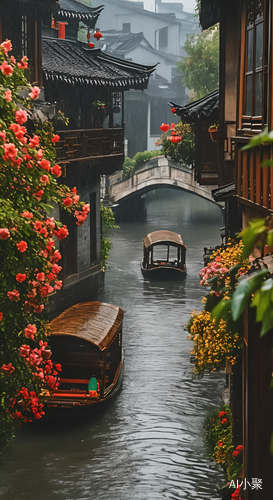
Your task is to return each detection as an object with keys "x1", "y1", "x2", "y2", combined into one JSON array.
[
  {"x1": 56, "y1": 128, "x2": 124, "y2": 174},
  {"x1": 236, "y1": 138, "x2": 273, "y2": 212}
]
